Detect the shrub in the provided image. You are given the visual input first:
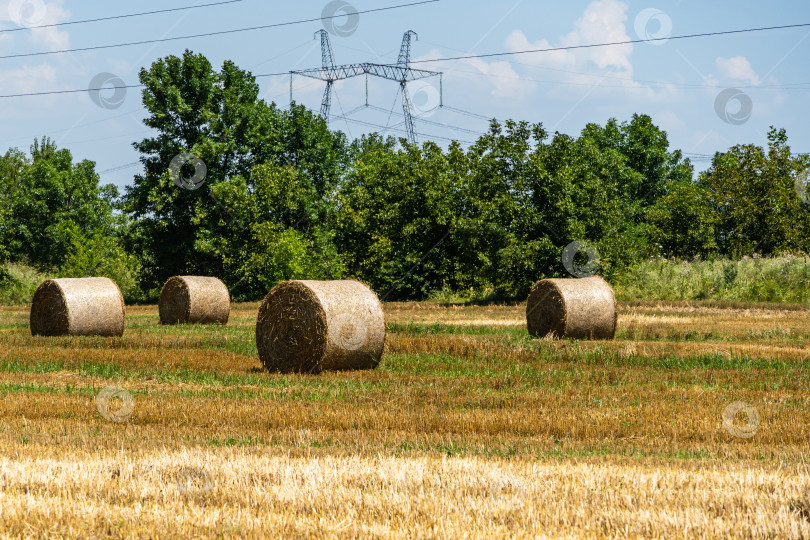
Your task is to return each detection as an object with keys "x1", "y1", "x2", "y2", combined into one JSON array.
[{"x1": 0, "y1": 263, "x2": 48, "y2": 305}]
